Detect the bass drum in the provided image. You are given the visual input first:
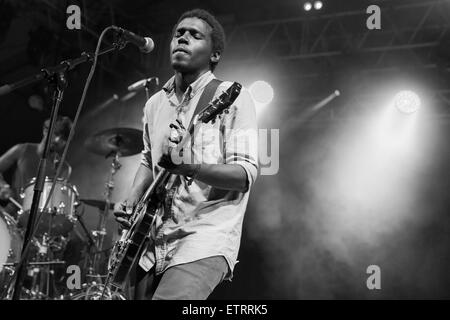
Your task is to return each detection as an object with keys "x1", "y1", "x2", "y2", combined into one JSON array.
[{"x1": 0, "y1": 209, "x2": 23, "y2": 297}]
